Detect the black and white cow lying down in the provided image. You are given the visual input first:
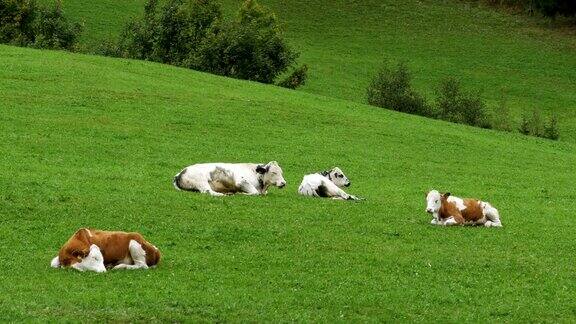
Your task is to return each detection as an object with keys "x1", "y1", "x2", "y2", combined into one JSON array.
[
  {"x1": 298, "y1": 167, "x2": 360, "y2": 200},
  {"x1": 173, "y1": 161, "x2": 286, "y2": 196}
]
